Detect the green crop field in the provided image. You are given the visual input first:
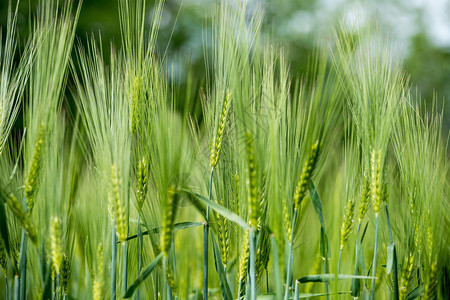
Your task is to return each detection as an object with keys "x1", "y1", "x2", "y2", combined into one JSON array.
[{"x1": 0, "y1": 1, "x2": 448, "y2": 299}]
